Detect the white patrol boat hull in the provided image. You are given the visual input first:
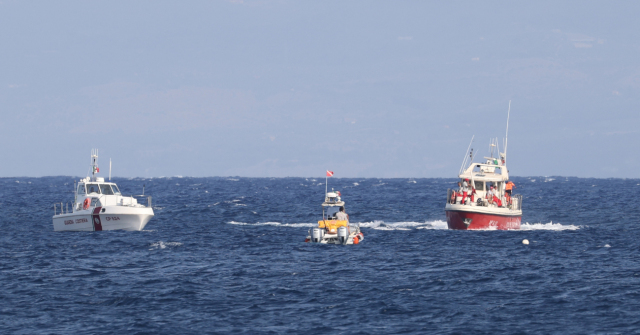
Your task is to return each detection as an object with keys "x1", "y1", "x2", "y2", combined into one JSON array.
[{"x1": 52, "y1": 206, "x2": 154, "y2": 232}]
